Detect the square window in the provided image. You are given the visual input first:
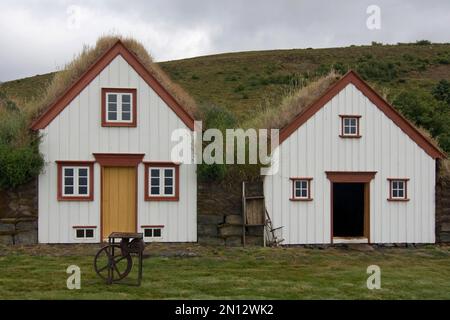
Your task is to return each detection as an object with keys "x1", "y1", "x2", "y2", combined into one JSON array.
[
  {"x1": 153, "y1": 229, "x2": 161, "y2": 237},
  {"x1": 85, "y1": 229, "x2": 94, "y2": 238},
  {"x1": 292, "y1": 179, "x2": 311, "y2": 200},
  {"x1": 144, "y1": 229, "x2": 153, "y2": 237},
  {"x1": 76, "y1": 229, "x2": 84, "y2": 238},
  {"x1": 389, "y1": 179, "x2": 408, "y2": 200}
]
